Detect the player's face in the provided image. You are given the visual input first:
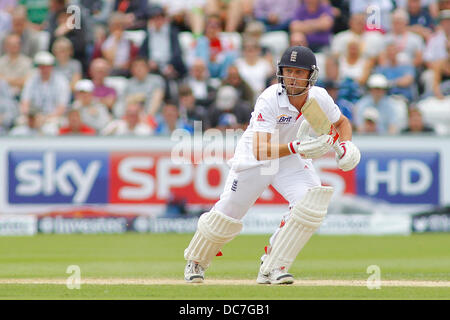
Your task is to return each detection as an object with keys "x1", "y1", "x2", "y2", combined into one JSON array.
[{"x1": 282, "y1": 67, "x2": 310, "y2": 95}]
